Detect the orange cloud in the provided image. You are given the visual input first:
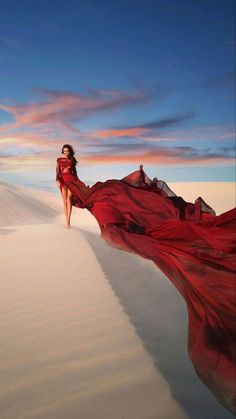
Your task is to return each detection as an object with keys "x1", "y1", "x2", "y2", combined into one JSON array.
[
  {"x1": 90, "y1": 128, "x2": 180, "y2": 142},
  {"x1": 89, "y1": 119, "x2": 234, "y2": 143},
  {"x1": 0, "y1": 87, "x2": 152, "y2": 133},
  {"x1": 81, "y1": 149, "x2": 235, "y2": 166},
  {"x1": 93, "y1": 127, "x2": 148, "y2": 139}
]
